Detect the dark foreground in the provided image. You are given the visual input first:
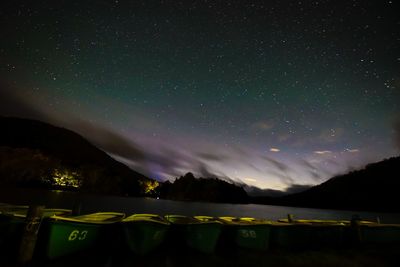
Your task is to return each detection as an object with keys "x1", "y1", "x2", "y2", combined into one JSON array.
[{"x1": 3, "y1": 244, "x2": 400, "y2": 267}]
